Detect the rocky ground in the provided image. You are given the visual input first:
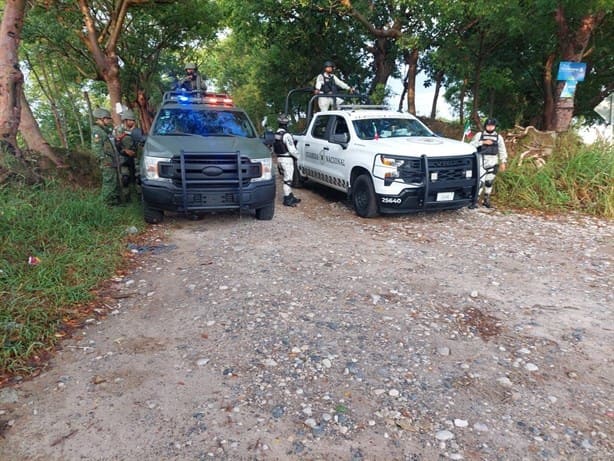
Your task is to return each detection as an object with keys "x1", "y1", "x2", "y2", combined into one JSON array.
[{"x1": 0, "y1": 182, "x2": 612, "y2": 461}]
